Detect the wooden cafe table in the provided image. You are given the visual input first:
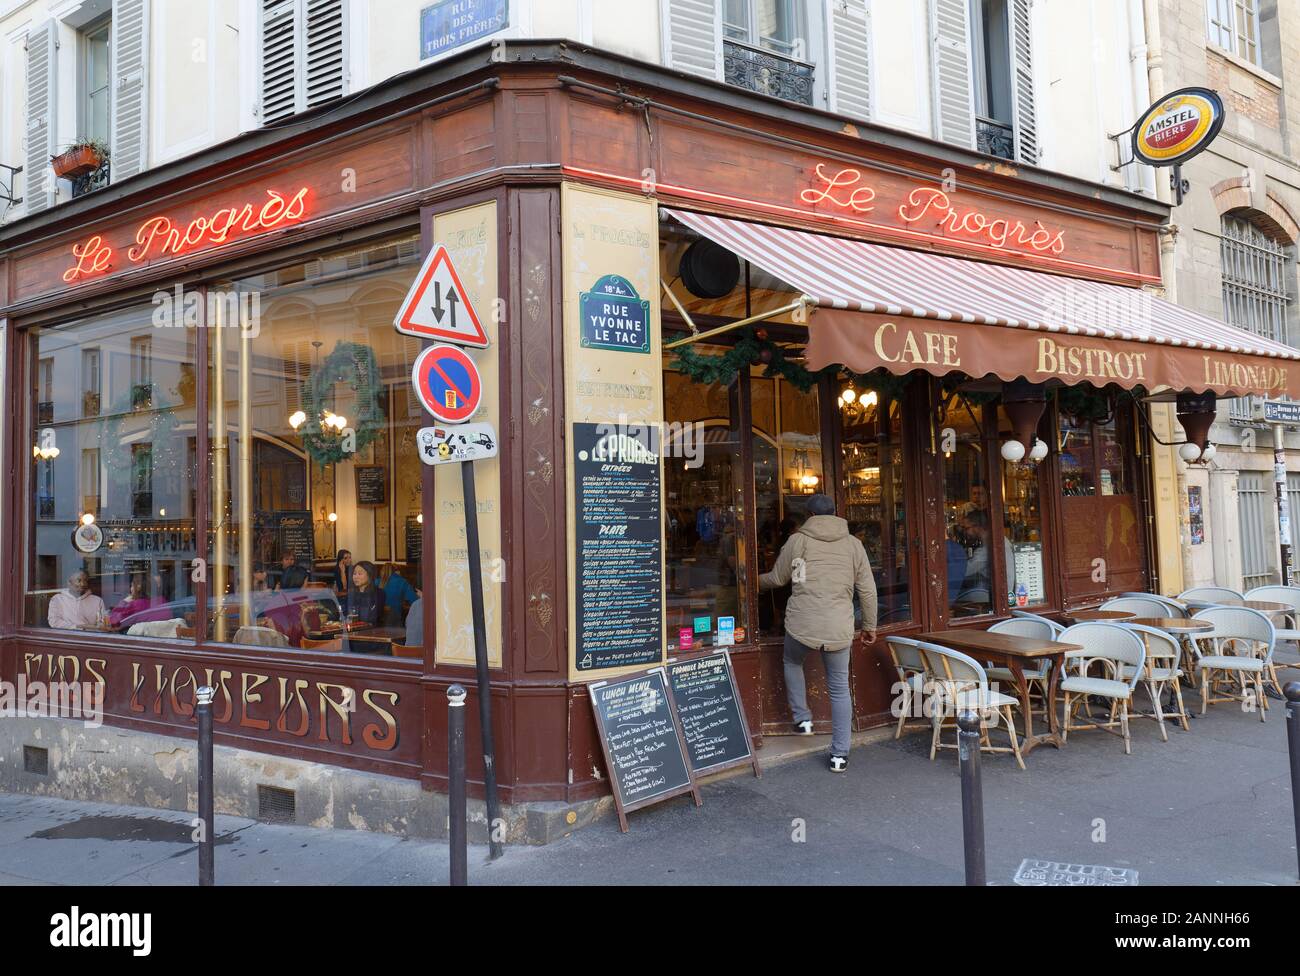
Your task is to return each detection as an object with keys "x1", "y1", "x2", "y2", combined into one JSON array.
[
  {"x1": 1122, "y1": 616, "x2": 1214, "y2": 701},
  {"x1": 917, "y1": 629, "x2": 1083, "y2": 754}
]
